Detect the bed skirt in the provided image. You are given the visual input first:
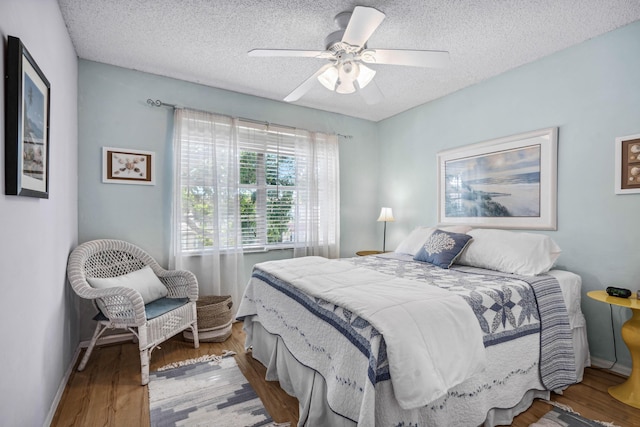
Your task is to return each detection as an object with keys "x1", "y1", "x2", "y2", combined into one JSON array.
[{"x1": 243, "y1": 316, "x2": 590, "y2": 427}]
